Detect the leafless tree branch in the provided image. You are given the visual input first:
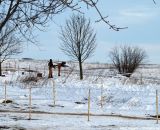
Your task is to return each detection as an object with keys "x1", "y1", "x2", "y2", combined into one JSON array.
[
  {"x1": 153, "y1": 0, "x2": 156, "y2": 4},
  {"x1": 0, "y1": 0, "x2": 127, "y2": 44},
  {"x1": 81, "y1": 0, "x2": 128, "y2": 31}
]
